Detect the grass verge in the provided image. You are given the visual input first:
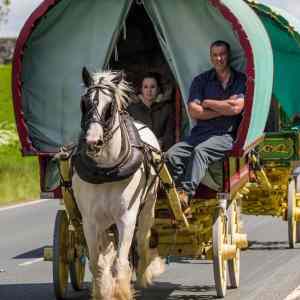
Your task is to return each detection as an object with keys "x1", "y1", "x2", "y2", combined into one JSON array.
[{"x1": 0, "y1": 65, "x2": 40, "y2": 206}]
